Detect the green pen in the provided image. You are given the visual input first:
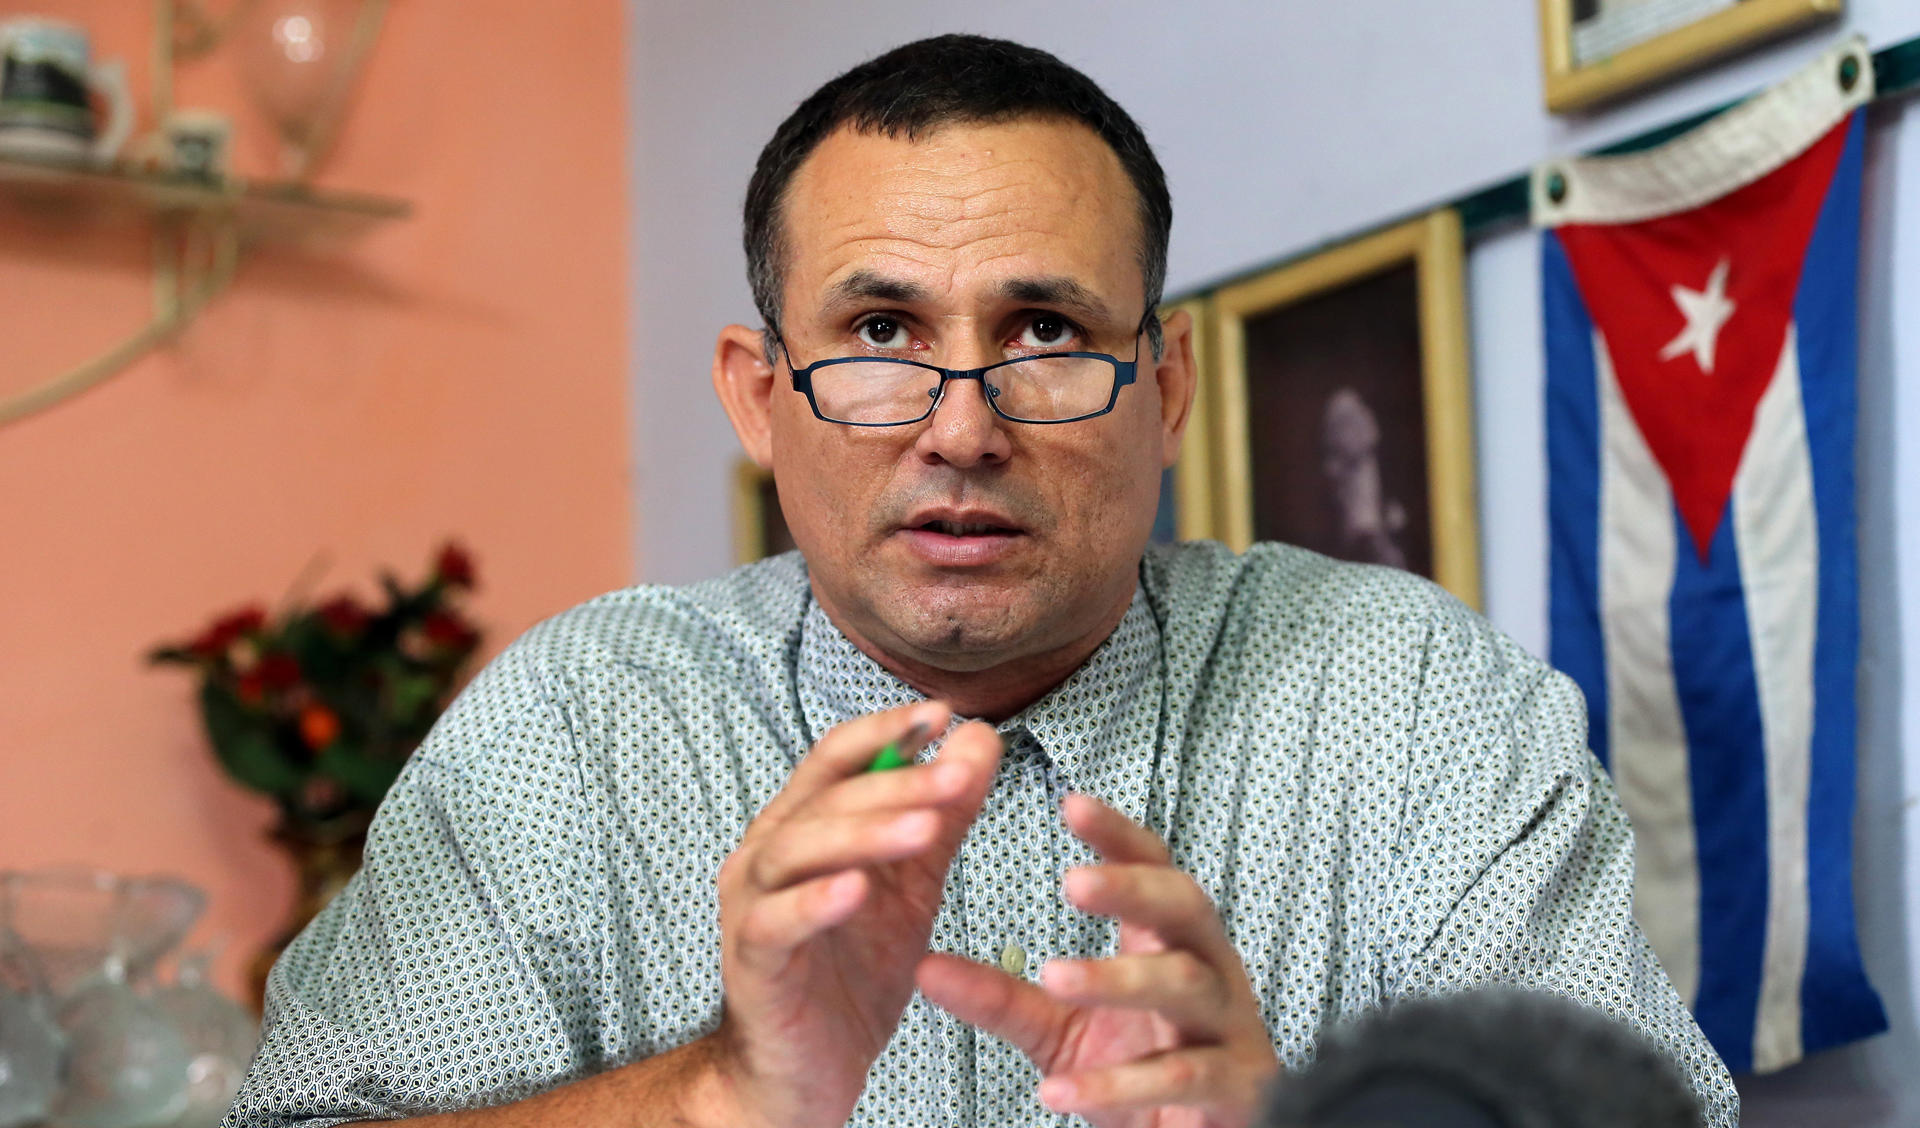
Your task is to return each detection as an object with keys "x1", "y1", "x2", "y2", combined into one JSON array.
[{"x1": 867, "y1": 721, "x2": 932, "y2": 772}]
